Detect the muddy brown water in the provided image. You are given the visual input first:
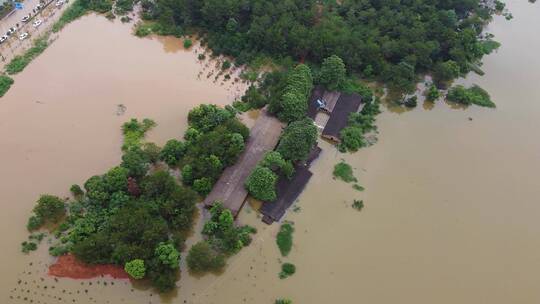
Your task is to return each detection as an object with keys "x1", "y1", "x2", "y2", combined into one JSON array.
[{"x1": 2, "y1": 1, "x2": 540, "y2": 303}]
